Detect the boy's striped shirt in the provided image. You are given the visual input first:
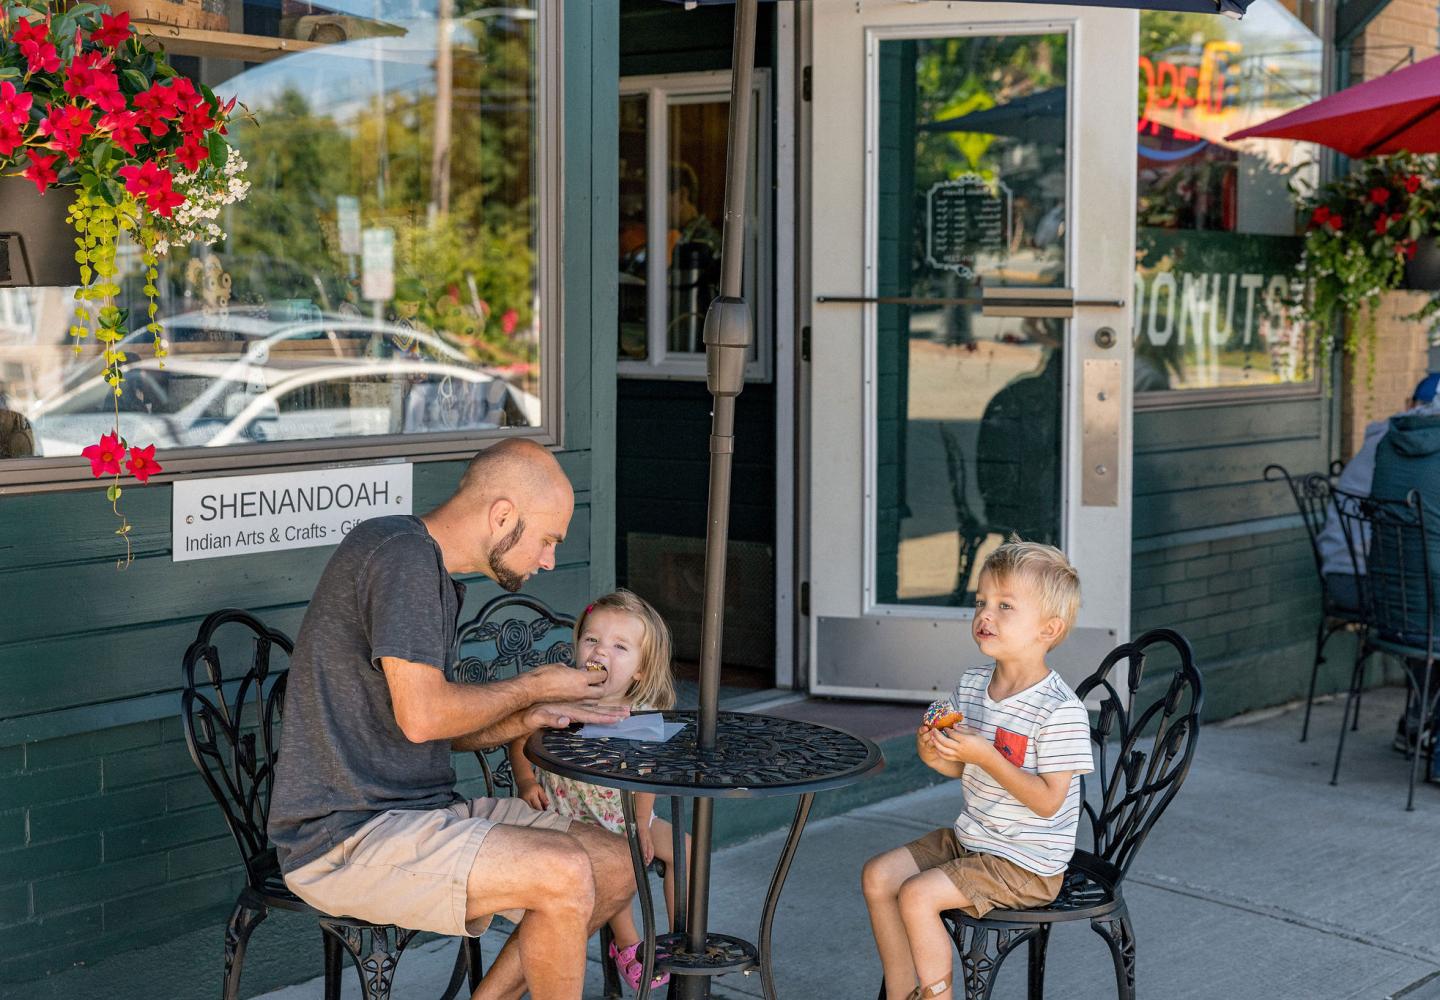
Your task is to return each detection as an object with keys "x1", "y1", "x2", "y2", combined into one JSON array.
[{"x1": 939, "y1": 666, "x2": 1093, "y2": 876}]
